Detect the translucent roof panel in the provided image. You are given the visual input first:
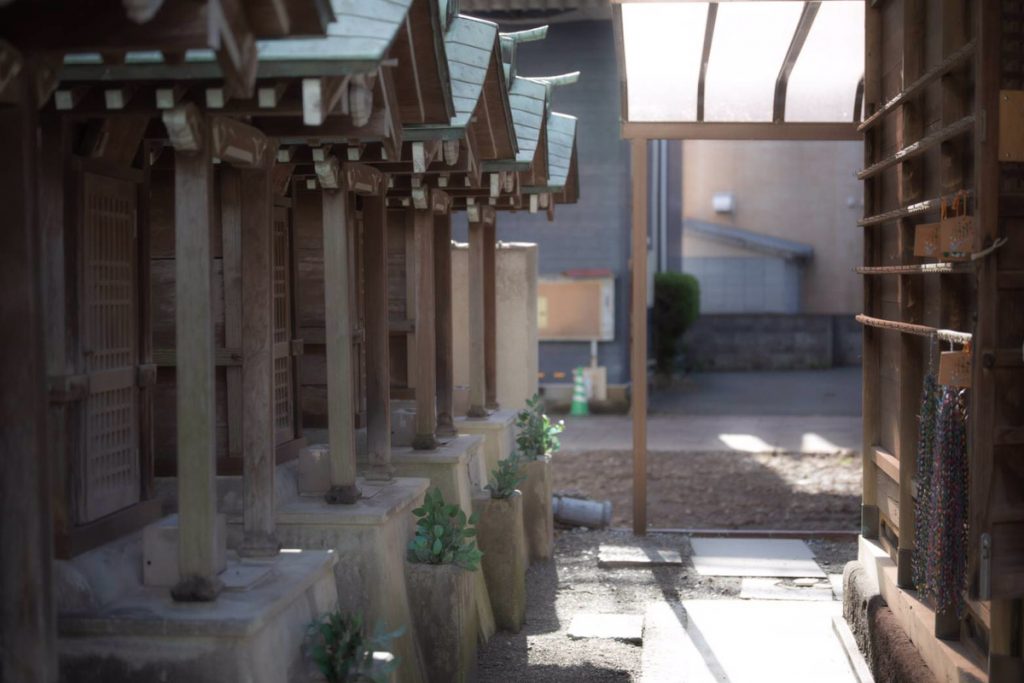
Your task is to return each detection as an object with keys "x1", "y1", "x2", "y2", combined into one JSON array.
[
  {"x1": 621, "y1": 2, "x2": 708, "y2": 122},
  {"x1": 785, "y1": 1, "x2": 865, "y2": 122},
  {"x1": 703, "y1": 1, "x2": 803, "y2": 122}
]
